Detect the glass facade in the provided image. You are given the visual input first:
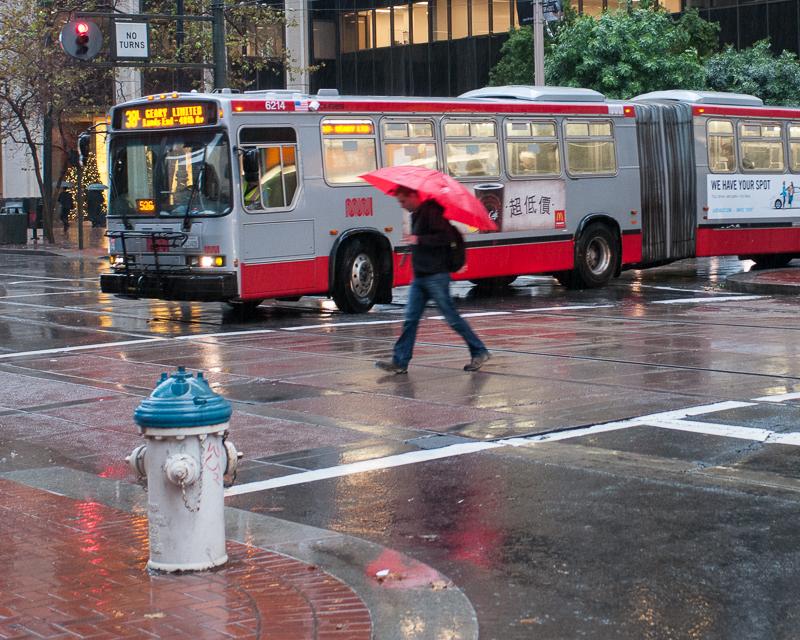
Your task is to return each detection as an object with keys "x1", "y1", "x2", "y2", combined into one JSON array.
[{"x1": 311, "y1": 0, "x2": 800, "y2": 97}]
